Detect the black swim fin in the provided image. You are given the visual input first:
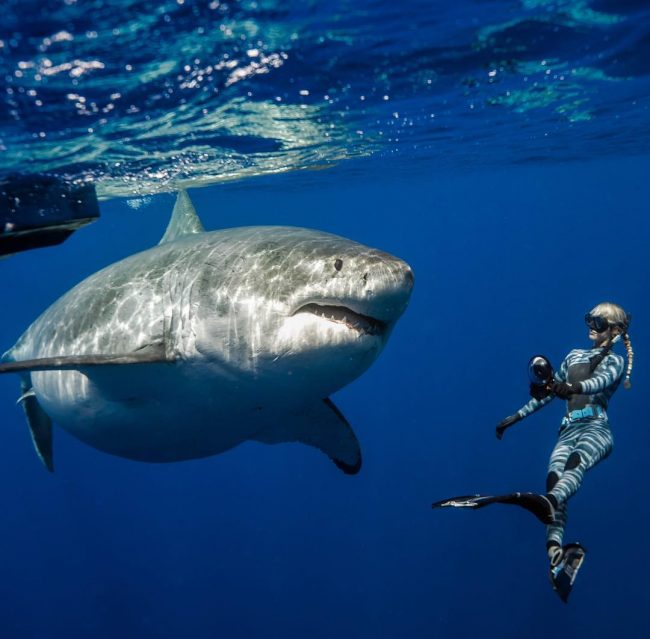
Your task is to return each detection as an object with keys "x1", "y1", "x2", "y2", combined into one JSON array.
[
  {"x1": 549, "y1": 543, "x2": 586, "y2": 603},
  {"x1": 431, "y1": 492, "x2": 555, "y2": 525}
]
